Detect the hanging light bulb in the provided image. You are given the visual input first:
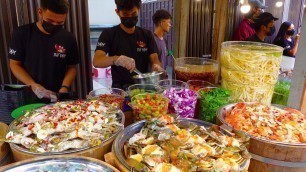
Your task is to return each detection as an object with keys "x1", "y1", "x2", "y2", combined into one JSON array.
[
  {"x1": 240, "y1": 0, "x2": 251, "y2": 14},
  {"x1": 241, "y1": 5, "x2": 251, "y2": 13},
  {"x1": 275, "y1": 1, "x2": 283, "y2": 8}
]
